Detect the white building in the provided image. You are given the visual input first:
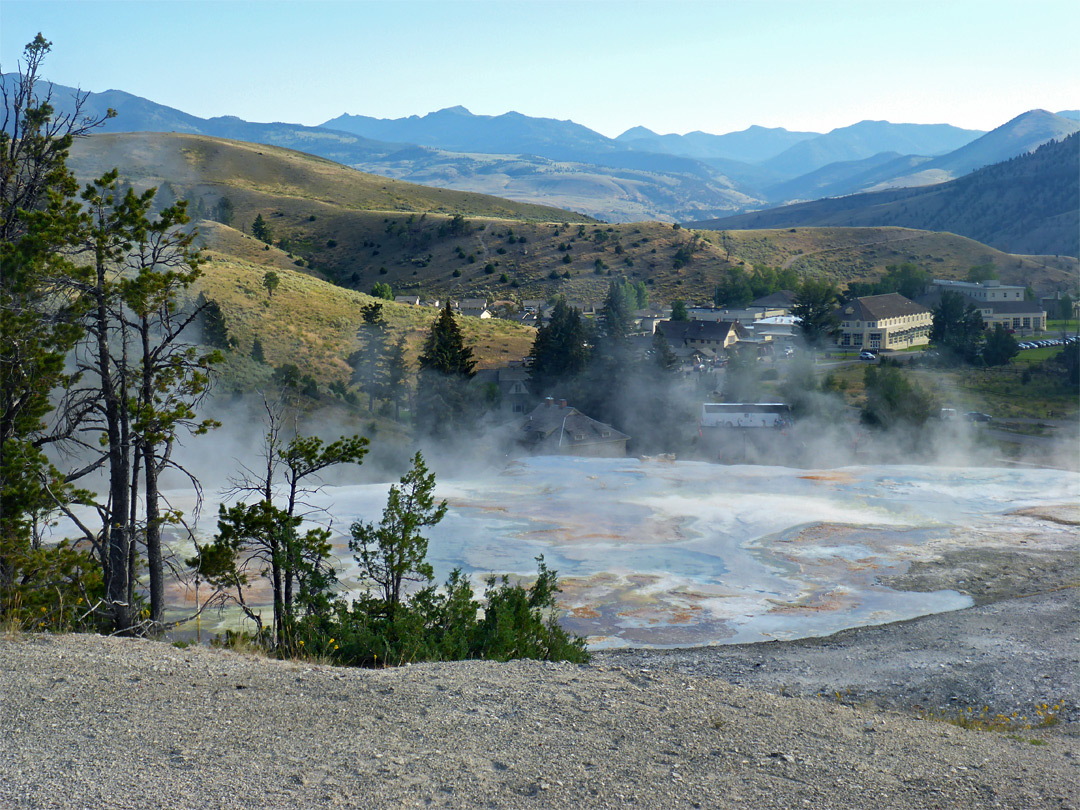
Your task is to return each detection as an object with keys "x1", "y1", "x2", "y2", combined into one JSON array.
[{"x1": 932, "y1": 279, "x2": 1025, "y2": 303}]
